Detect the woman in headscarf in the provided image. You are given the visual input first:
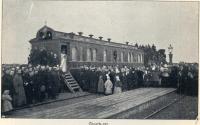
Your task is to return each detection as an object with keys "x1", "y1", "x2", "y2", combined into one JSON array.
[
  {"x1": 114, "y1": 76, "x2": 122, "y2": 94},
  {"x1": 104, "y1": 76, "x2": 113, "y2": 95},
  {"x1": 13, "y1": 69, "x2": 27, "y2": 107}
]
